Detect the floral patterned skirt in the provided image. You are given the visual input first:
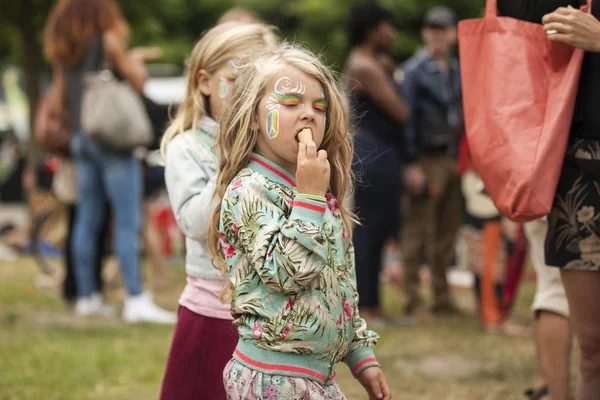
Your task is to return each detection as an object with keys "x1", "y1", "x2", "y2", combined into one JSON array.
[
  {"x1": 546, "y1": 138, "x2": 600, "y2": 270},
  {"x1": 222, "y1": 359, "x2": 347, "y2": 400}
]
